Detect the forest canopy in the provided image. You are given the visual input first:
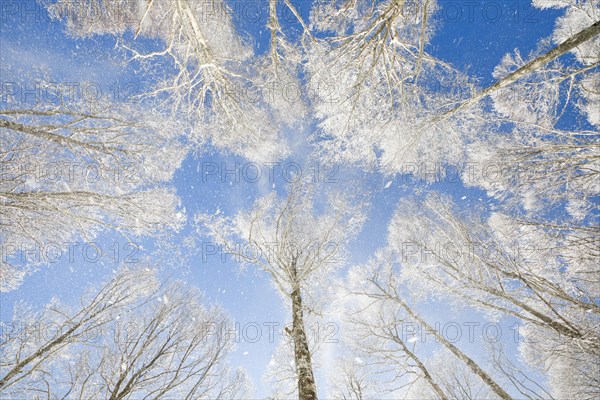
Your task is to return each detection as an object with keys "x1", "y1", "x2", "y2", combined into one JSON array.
[{"x1": 1, "y1": 0, "x2": 599, "y2": 399}]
